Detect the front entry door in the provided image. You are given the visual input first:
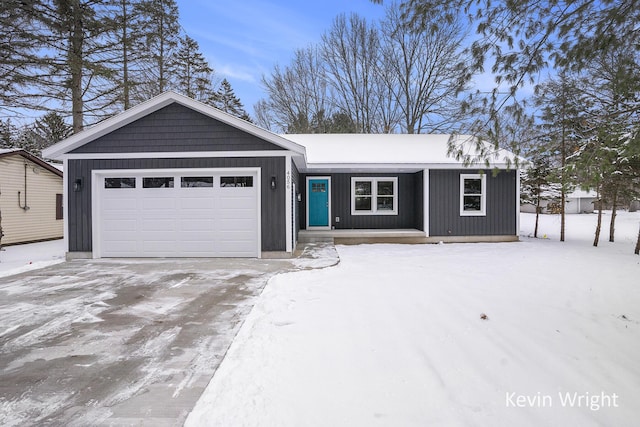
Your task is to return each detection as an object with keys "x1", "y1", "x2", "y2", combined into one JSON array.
[{"x1": 308, "y1": 178, "x2": 330, "y2": 228}]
